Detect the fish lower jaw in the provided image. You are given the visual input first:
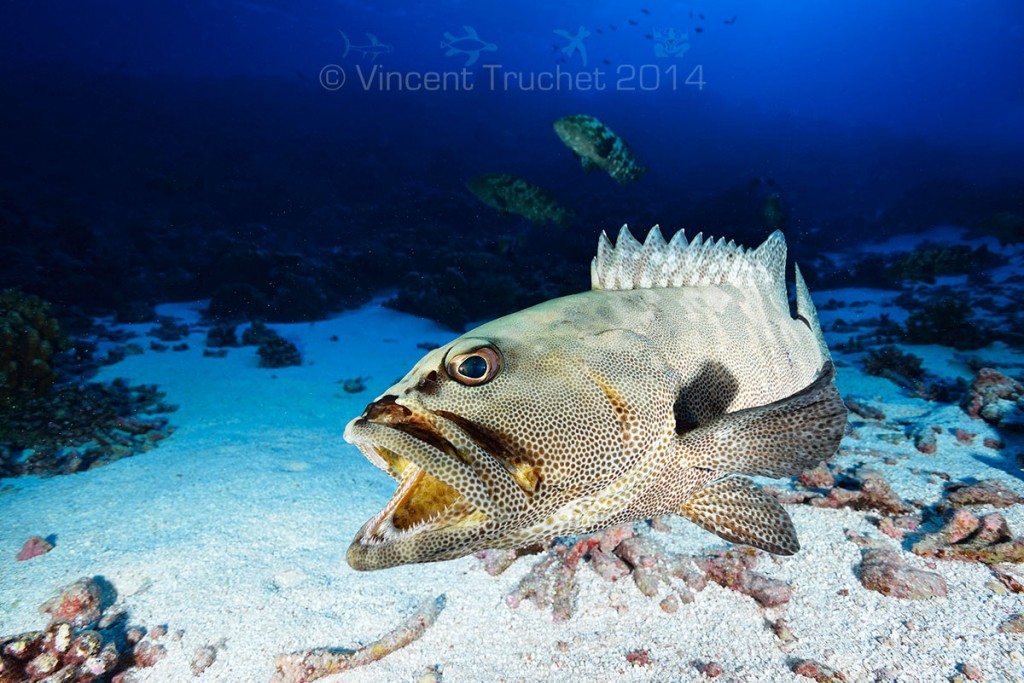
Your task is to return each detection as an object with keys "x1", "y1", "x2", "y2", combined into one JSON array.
[{"x1": 354, "y1": 458, "x2": 482, "y2": 546}]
